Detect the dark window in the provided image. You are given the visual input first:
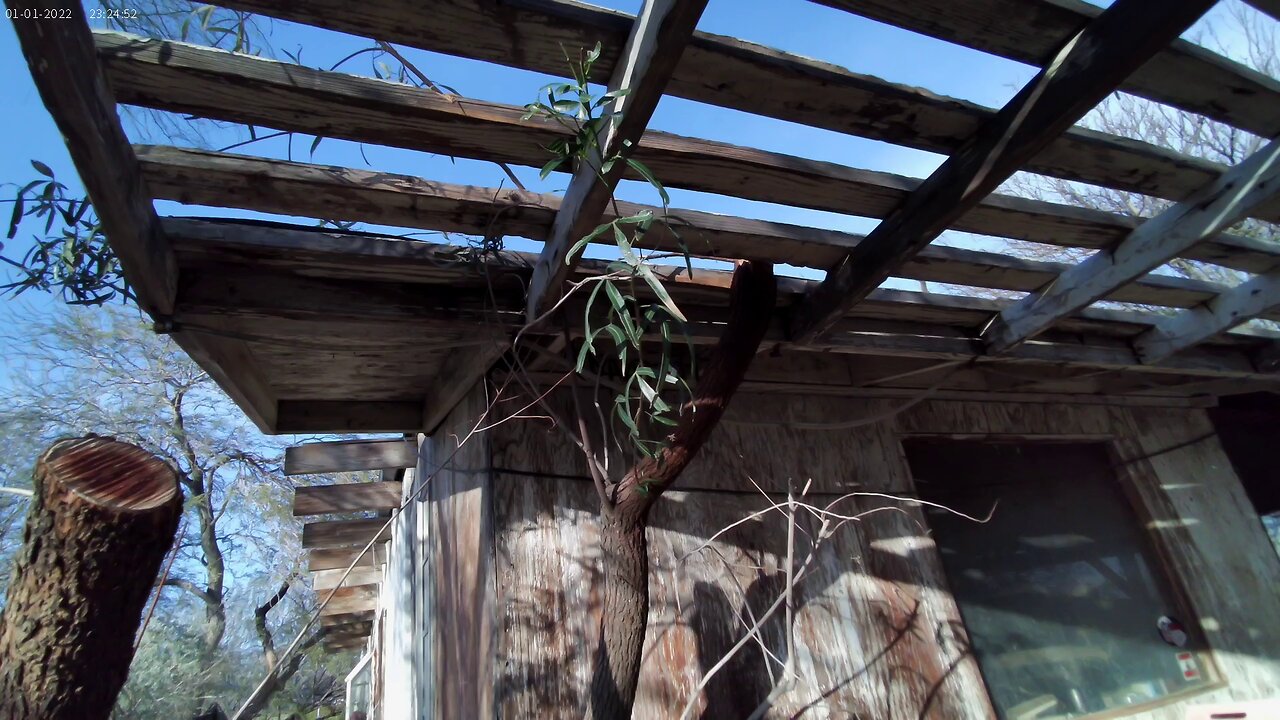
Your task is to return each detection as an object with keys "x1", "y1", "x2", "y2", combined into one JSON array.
[{"x1": 904, "y1": 440, "x2": 1212, "y2": 720}]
